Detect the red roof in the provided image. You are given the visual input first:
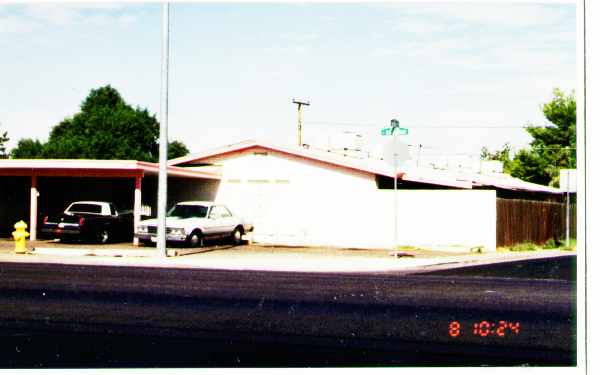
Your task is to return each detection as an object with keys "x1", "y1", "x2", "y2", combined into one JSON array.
[
  {"x1": 0, "y1": 159, "x2": 220, "y2": 179},
  {"x1": 168, "y1": 139, "x2": 473, "y2": 188},
  {"x1": 169, "y1": 139, "x2": 562, "y2": 193}
]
